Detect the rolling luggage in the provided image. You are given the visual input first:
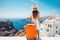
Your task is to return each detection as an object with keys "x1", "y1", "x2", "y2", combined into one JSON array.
[{"x1": 25, "y1": 24, "x2": 37, "y2": 39}]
